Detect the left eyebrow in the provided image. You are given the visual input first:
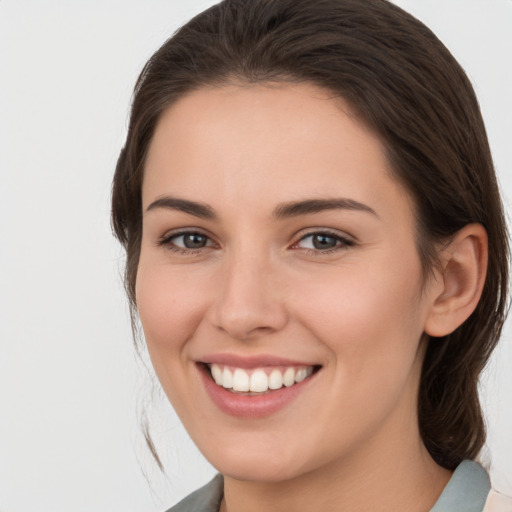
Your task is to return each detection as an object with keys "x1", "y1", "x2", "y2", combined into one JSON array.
[{"x1": 273, "y1": 198, "x2": 378, "y2": 219}]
